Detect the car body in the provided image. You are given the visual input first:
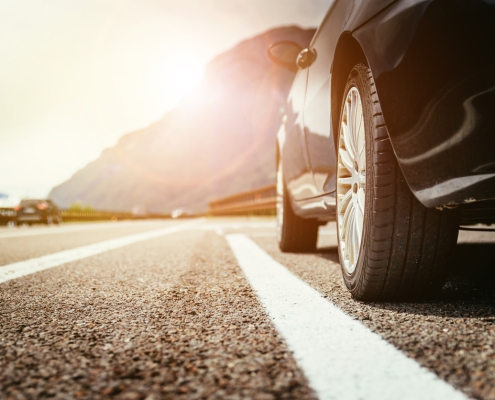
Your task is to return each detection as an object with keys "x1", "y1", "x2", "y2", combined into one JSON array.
[
  {"x1": 278, "y1": 0, "x2": 495, "y2": 218},
  {"x1": 271, "y1": 0, "x2": 495, "y2": 301},
  {"x1": 15, "y1": 199, "x2": 61, "y2": 225}
]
